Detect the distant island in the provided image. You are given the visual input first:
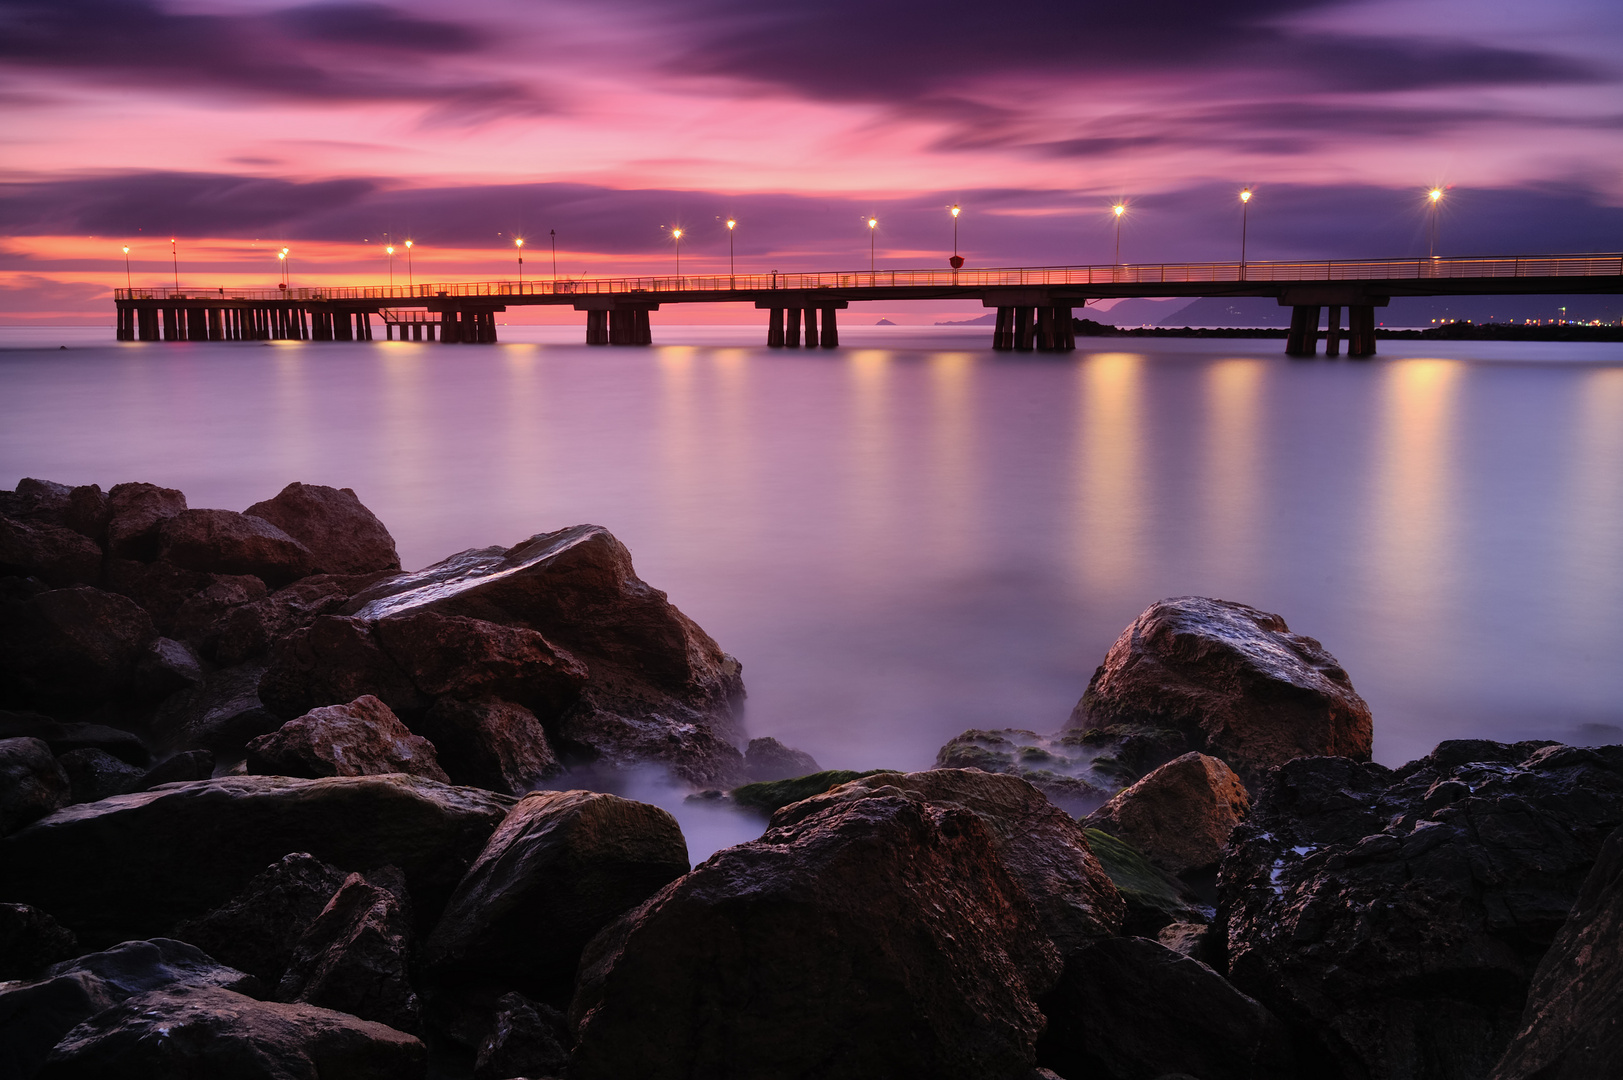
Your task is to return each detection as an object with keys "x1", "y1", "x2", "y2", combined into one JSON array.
[{"x1": 1068, "y1": 318, "x2": 1623, "y2": 342}]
